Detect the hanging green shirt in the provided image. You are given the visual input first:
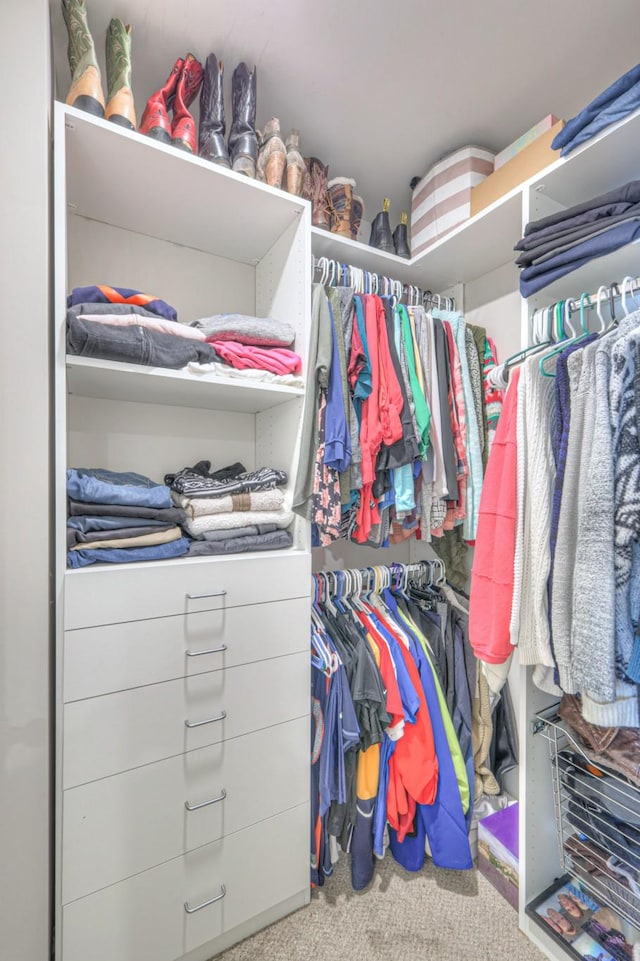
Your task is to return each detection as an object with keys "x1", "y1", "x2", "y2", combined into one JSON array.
[{"x1": 397, "y1": 304, "x2": 431, "y2": 458}]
